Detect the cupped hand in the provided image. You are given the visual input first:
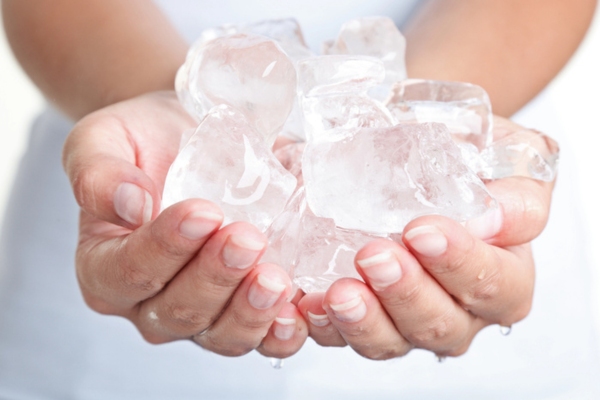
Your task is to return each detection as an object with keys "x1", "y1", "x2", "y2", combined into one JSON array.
[
  {"x1": 297, "y1": 116, "x2": 555, "y2": 360},
  {"x1": 62, "y1": 91, "x2": 307, "y2": 358}
]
